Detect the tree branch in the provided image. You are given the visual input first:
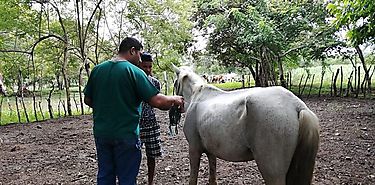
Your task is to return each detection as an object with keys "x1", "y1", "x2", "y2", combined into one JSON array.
[
  {"x1": 280, "y1": 45, "x2": 307, "y2": 58},
  {"x1": 0, "y1": 50, "x2": 31, "y2": 55},
  {"x1": 30, "y1": 34, "x2": 66, "y2": 54}
]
